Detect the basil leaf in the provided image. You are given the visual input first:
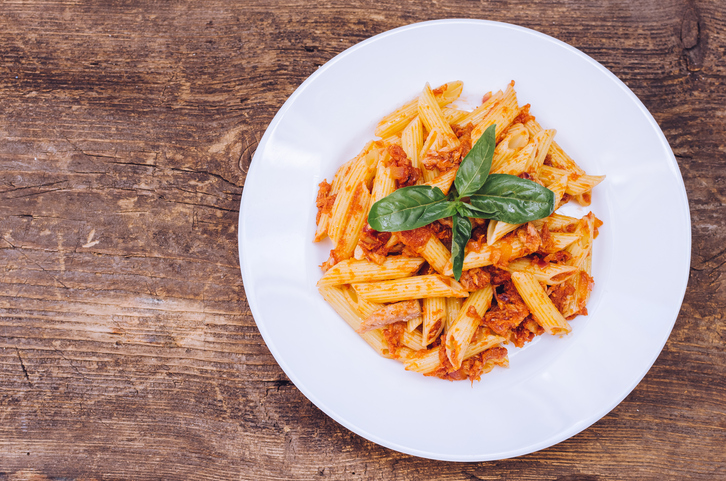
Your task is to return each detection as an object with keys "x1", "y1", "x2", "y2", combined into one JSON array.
[
  {"x1": 454, "y1": 202, "x2": 485, "y2": 219},
  {"x1": 451, "y1": 214, "x2": 472, "y2": 281},
  {"x1": 468, "y1": 174, "x2": 556, "y2": 224},
  {"x1": 454, "y1": 123, "x2": 496, "y2": 198},
  {"x1": 368, "y1": 185, "x2": 456, "y2": 232}
]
